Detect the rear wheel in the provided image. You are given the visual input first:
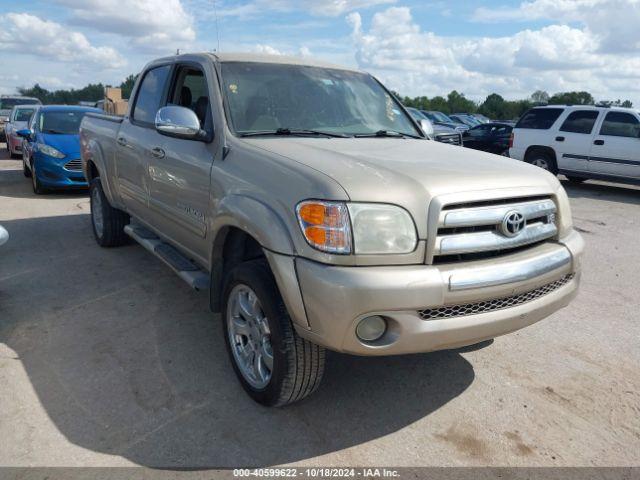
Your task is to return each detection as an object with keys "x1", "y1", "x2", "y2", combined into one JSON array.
[
  {"x1": 90, "y1": 177, "x2": 130, "y2": 247},
  {"x1": 222, "y1": 259, "x2": 325, "y2": 407},
  {"x1": 526, "y1": 150, "x2": 557, "y2": 174}
]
